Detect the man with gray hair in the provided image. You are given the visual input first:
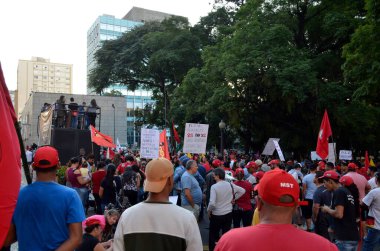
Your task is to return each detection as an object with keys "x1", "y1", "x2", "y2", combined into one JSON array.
[{"x1": 181, "y1": 160, "x2": 203, "y2": 219}]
